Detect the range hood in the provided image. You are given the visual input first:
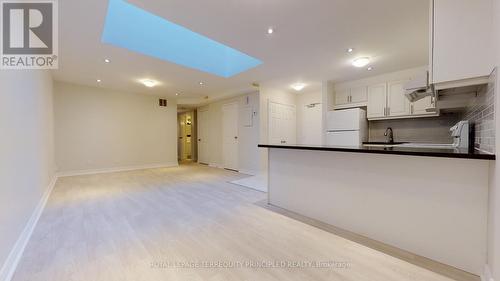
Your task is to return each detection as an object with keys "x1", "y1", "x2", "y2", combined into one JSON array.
[{"x1": 404, "y1": 71, "x2": 436, "y2": 102}]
